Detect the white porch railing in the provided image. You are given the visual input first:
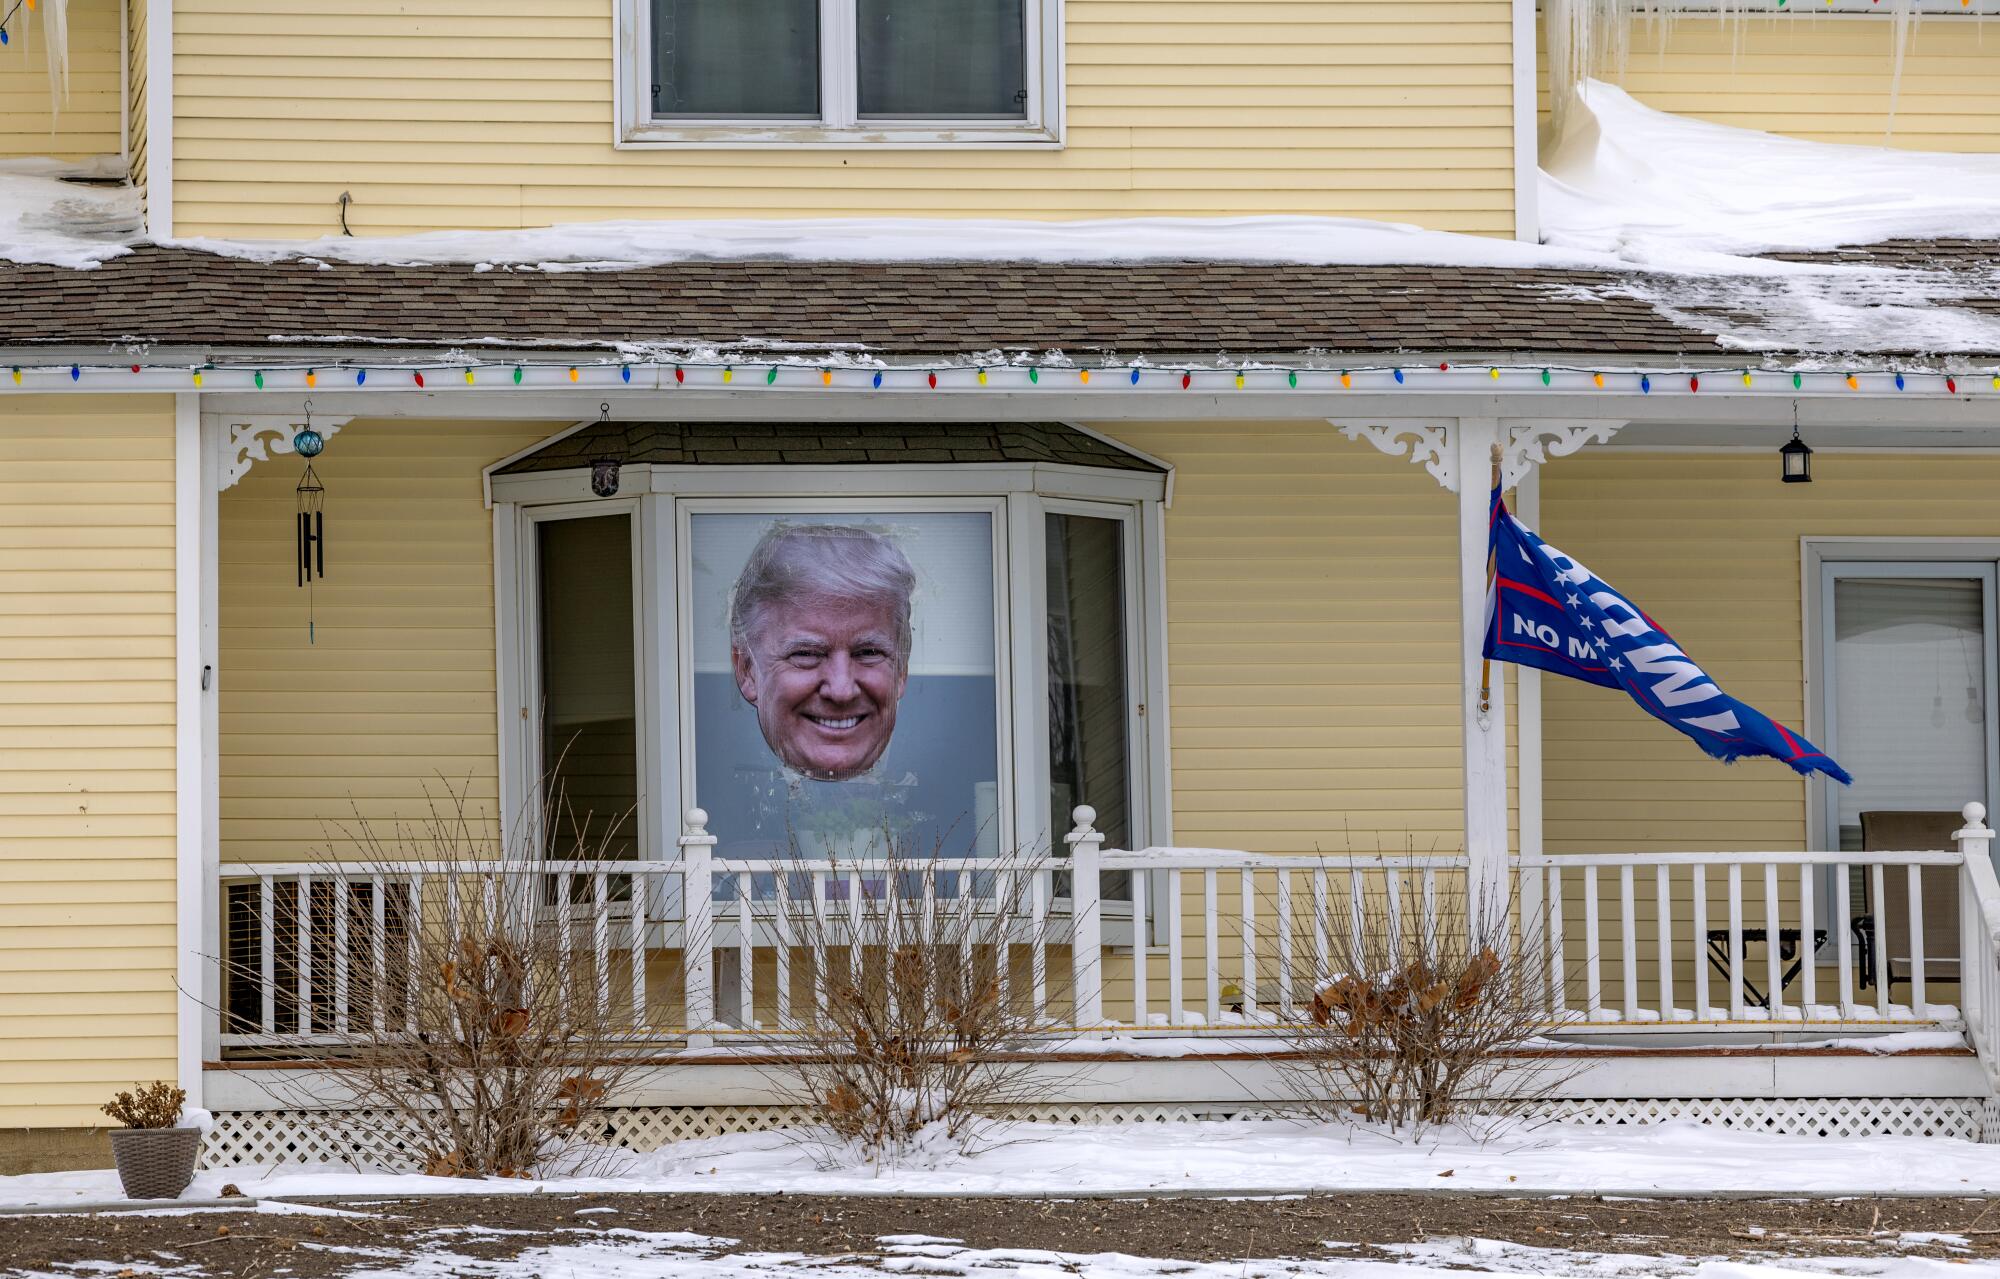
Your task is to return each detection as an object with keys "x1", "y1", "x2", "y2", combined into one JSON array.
[{"x1": 215, "y1": 804, "x2": 2000, "y2": 1086}]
